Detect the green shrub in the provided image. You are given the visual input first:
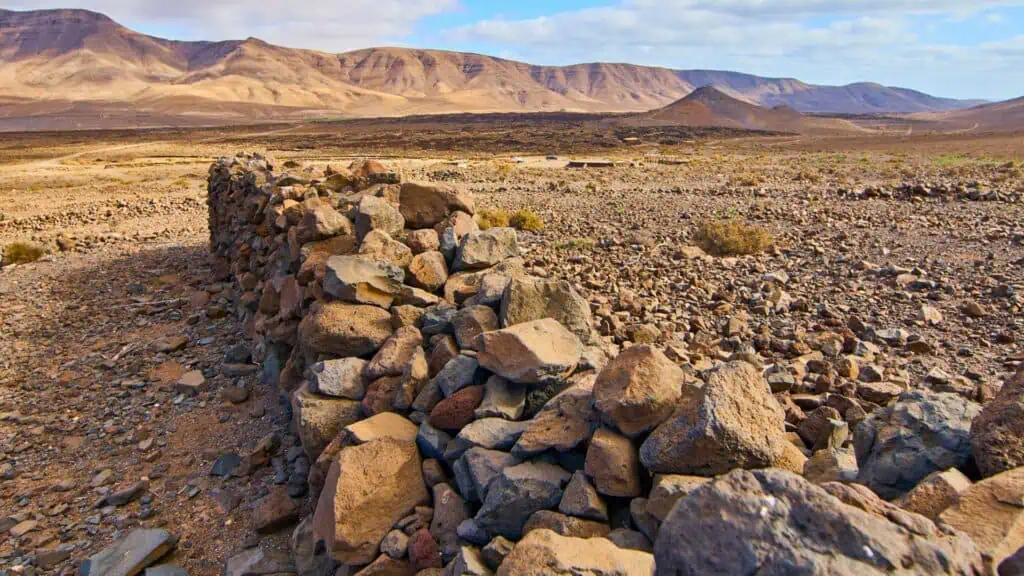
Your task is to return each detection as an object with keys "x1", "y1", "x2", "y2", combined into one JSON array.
[
  {"x1": 476, "y1": 208, "x2": 510, "y2": 230},
  {"x1": 694, "y1": 219, "x2": 773, "y2": 257},
  {"x1": 3, "y1": 241, "x2": 47, "y2": 265},
  {"x1": 509, "y1": 209, "x2": 544, "y2": 232}
]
